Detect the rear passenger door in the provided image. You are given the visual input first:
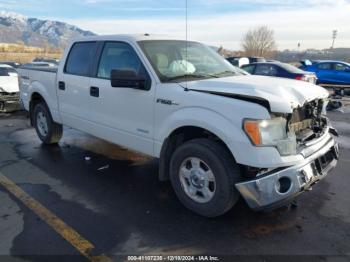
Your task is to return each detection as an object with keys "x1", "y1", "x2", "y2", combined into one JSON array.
[
  {"x1": 88, "y1": 41, "x2": 155, "y2": 155},
  {"x1": 58, "y1": 41, "x2": 97, "y2": 128}
]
